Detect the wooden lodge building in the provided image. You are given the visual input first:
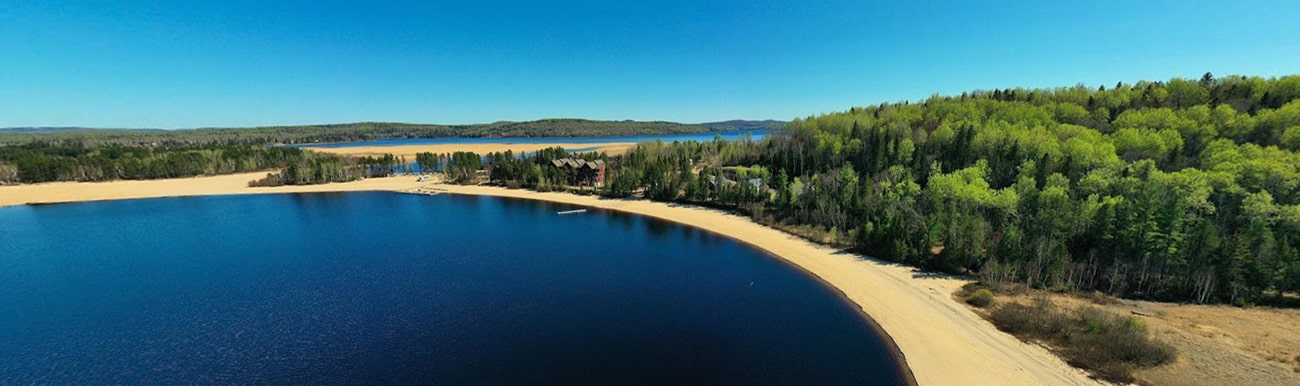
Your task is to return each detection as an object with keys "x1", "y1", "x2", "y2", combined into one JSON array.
[{"x1": 550, "y1": 158, "x2": 606, "y2": 186}]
